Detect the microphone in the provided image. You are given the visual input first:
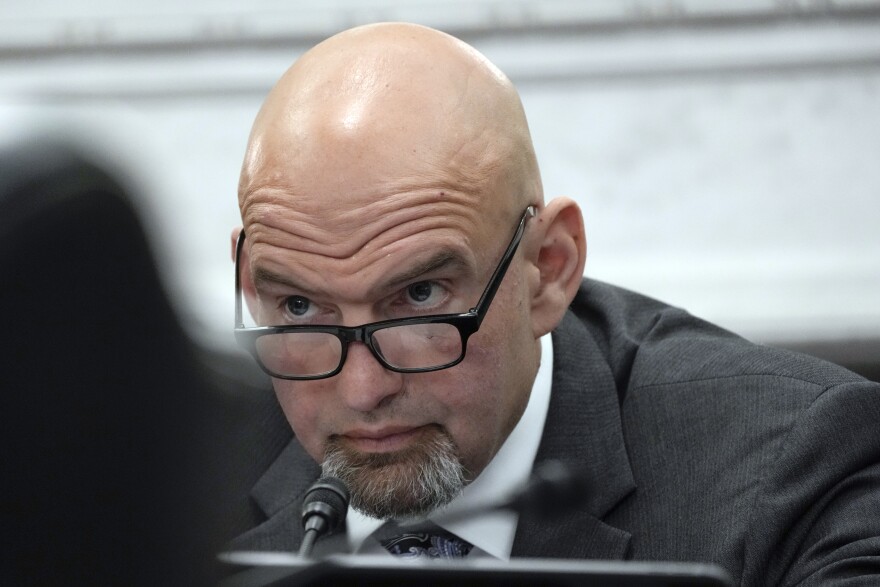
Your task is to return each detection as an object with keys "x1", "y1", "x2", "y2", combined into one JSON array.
[{"x1": 298, "y1": 477, "x2": 350, "y2": 558}]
